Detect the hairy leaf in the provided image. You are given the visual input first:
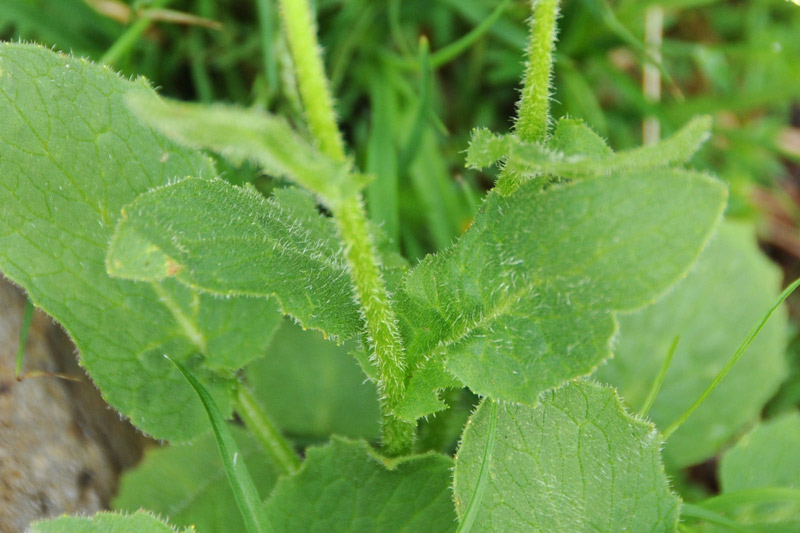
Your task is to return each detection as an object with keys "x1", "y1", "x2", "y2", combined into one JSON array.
[
  {"x1": 453, "y1": 381, "x2": 680, "y2": 531},
  {"x1": 0, "y1": 44, "x2": 281, "y2": 440},
  {"x1": 597, "y1": 222, "x2": 787, "y2": 467},
  {"x1": 114, "y1": 425, "x2": 279, "y2": 532},
  {"x1": 467, "y1": 116, "x2": 711, "y2": 182},
  {"x1": 108, "y1": 179, "x2": 363, "y2": 340},
  {"x1": 264, "y1": 438, "x2": 456, "y2": 532},
  {"x1": 244, "y1": 321, "x2": 380, "y2": 440},
  {"x1": 125, "y1": 93, "x2": 366, "y2": 205},
  {"x1": 396, "y1": 169, "x2": 726, "y2": 419},
  {"x1": 548, "y1": 118, "x2": 613, "y2": 156},
  {"x1": 30, "y1": 510, "x2": 193, "y2": 533}
]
